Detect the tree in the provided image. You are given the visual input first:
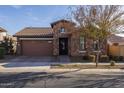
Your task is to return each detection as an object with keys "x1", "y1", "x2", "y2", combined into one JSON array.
[
  {"x1": 3, "y1": 36, "x2": 15, "y2": 55},
  {"x1": 71, "y1": 5, "x2": 124, "y2": 67},
  {"x1": 3, "y1": 36, "x2": 9, "y2": 54}
]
